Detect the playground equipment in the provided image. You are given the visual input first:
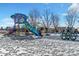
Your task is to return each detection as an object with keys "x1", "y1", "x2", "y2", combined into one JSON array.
[
  {"x1": 10, "y1": 13, "x2": 41, "y2": 36},
  {"x1": 61, "y1": 27, "x2": 78, "y2": 41}
]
